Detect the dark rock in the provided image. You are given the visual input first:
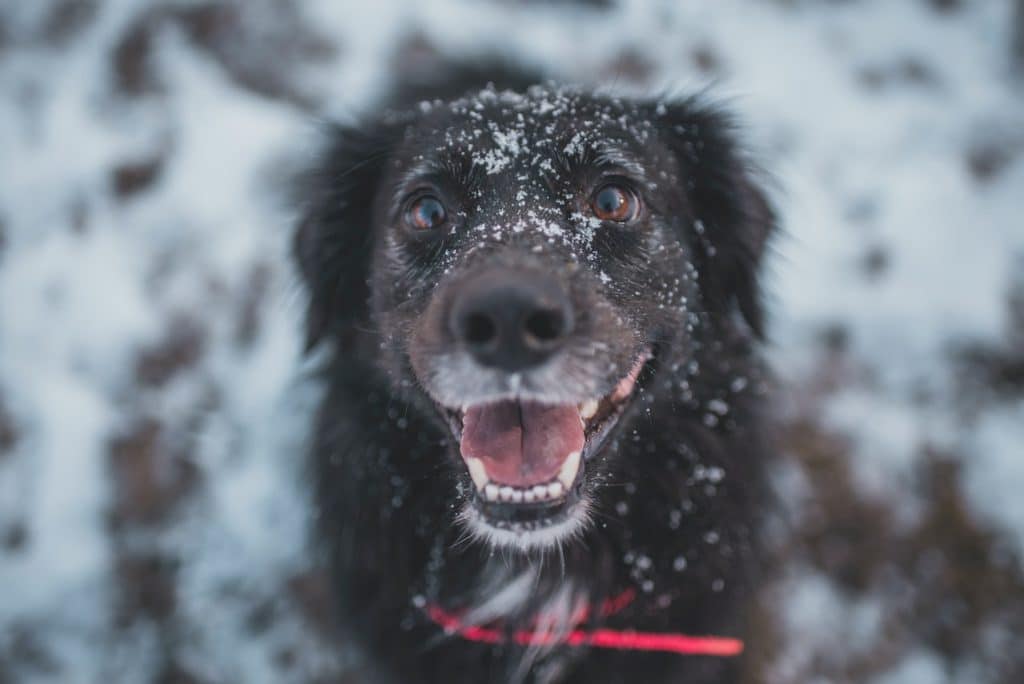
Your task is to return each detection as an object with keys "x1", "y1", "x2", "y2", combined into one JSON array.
[
  {"x1": 111, "y1": 155, "x2": 165, "y2": 200},
  {"x1": 134, "y1": 316, "x2": 206, "y2": 388},
  {"x1": 107, "y1": 418, "x2": 200, "y2": 527}
]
